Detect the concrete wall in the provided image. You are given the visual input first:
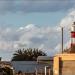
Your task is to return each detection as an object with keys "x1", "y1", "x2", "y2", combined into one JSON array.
[
  {"x1": 53, "y1": 54, "x2": 75, "y2": 75},
  {"x1": 60, "y1": 60, "x2": 75, "y2": 75}
]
